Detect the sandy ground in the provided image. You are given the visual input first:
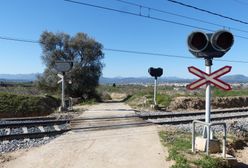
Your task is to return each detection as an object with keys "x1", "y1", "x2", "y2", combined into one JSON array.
[
  {"x1": 236, "y1": 146, "x2": 248, "y2": 167},
  {"x1": 1, "y1": 103, "x2": 172, "y2": 168}
]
